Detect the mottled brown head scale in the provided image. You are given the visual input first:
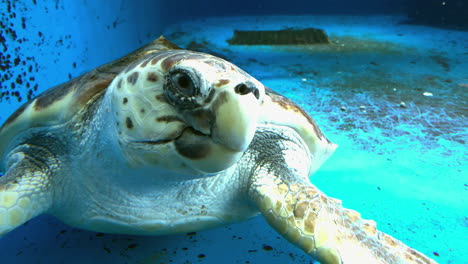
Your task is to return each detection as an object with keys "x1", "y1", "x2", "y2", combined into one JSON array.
[
  {"x1": 147, "y1": 72, "x2": 158, "y2": 82},
  {"x1": 149, "y1": 52, "x2": 175, "y2": 66},
  {"x1": 203, "y1": 58, "x2": 228, "y2": 71},
  {"x1": 125, "y1": 117, "x2": 134, "y2": 129},
  {"x1": 160, "y1": 52, "x2": 207, "y2": 72},
  {"x1": 215, "y1": 79, "x2": 230, "y2": 88},
  {"x1": 140, "y1": 57, "x2": 152, "y2": 68},
  {"x1": 127, "y1": 72, "x2": 139, "y2": 86}
]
